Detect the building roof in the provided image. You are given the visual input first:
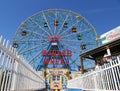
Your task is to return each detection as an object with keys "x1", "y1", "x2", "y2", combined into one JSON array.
[{"x1": 80, "y1": 38, "x2": 120, "y2": 58}]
